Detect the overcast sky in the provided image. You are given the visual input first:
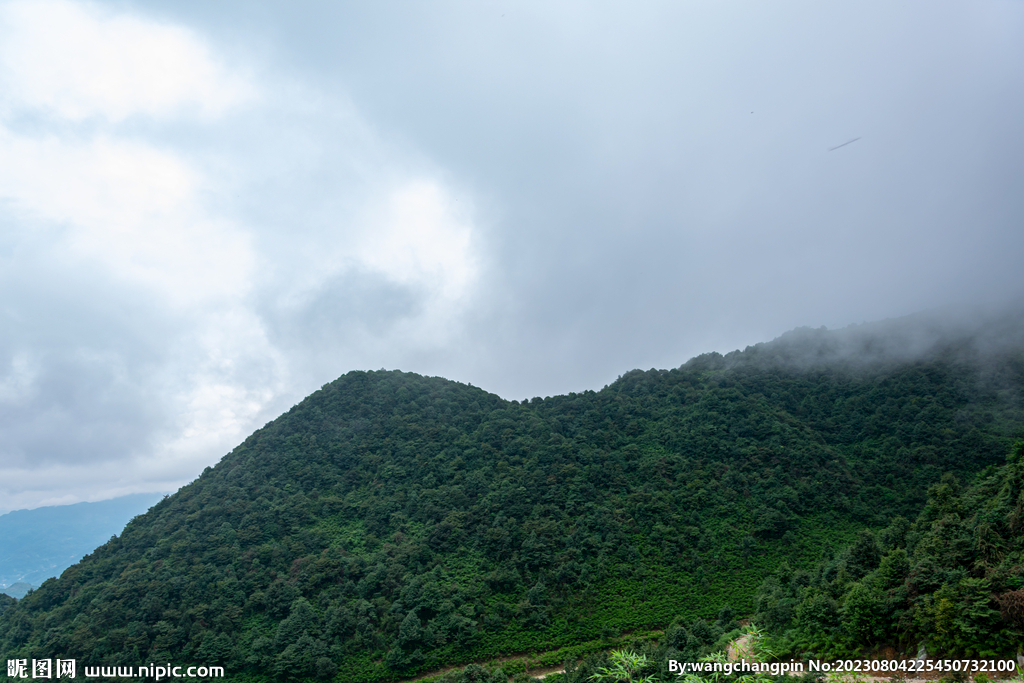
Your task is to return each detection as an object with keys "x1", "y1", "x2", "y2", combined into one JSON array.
[{"x1": 1, "y1": 0, "x2": 1022, "y2": 512}]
